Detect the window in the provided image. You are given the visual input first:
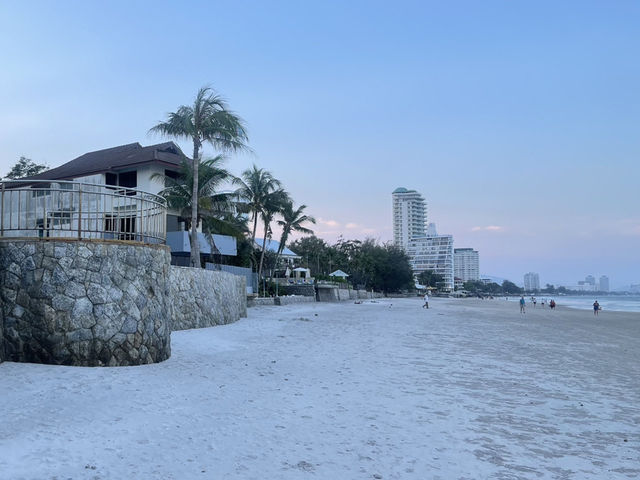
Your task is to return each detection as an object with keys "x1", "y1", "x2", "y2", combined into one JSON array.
[
  {"x1": 105, "y1": 215, "x2": 137, "y2": 241},
  {"x1": 31, "y1": 183, "x2": 51, "y2": 198},
  {"x1": 105, "y1": 171, "x2": 137, "y2": 196}
]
